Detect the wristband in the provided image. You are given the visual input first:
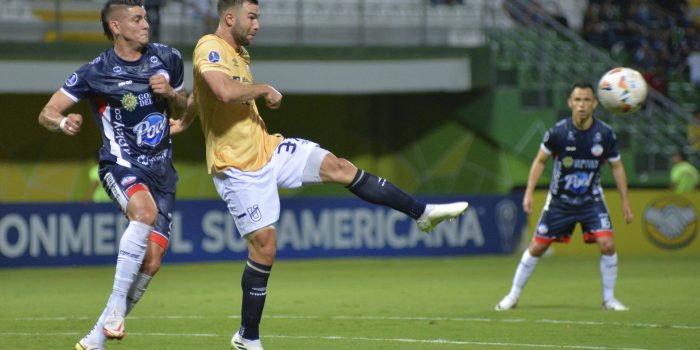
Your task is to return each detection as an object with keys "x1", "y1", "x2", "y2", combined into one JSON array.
[{"x1": 59, "y1": 117, "x2": 68, "y2": 131}]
